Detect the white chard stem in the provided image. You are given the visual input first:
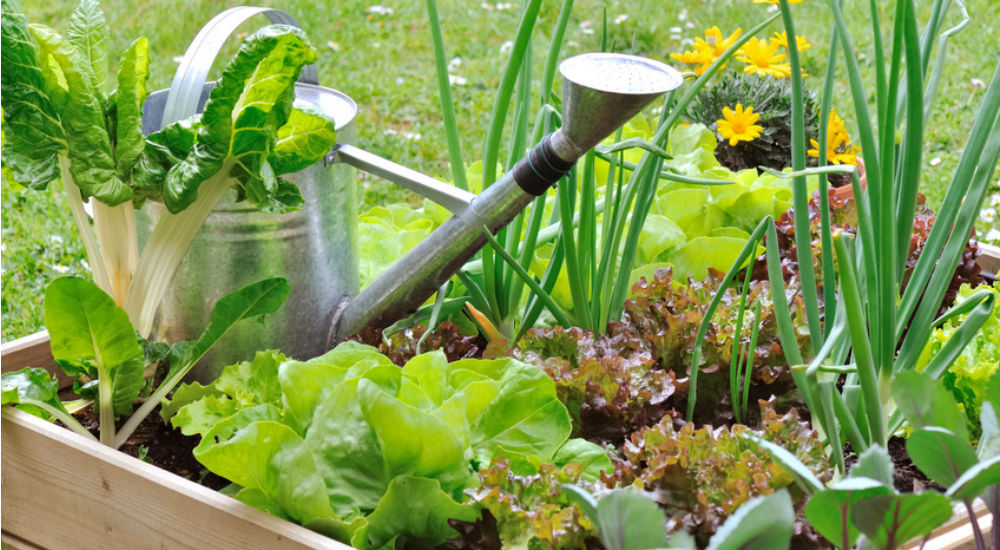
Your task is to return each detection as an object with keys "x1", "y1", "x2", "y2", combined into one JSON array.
[
  {"x1": 59, "y1": 156, "x2": 112, "y2": 295},
  {"x1": 126, "y1": 169, "x2": 234, "y2": 337},
  {"x1": 93, "y1": 200, "x2": 138, "y2": 307}
]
